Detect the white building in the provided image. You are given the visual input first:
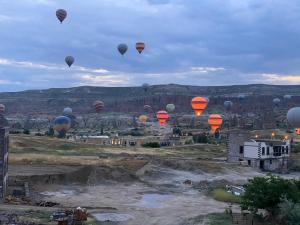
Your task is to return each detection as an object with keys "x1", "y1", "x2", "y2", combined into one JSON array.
[{"x1": 243, "y1": 139, "x2": 290, "y2": 171}]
